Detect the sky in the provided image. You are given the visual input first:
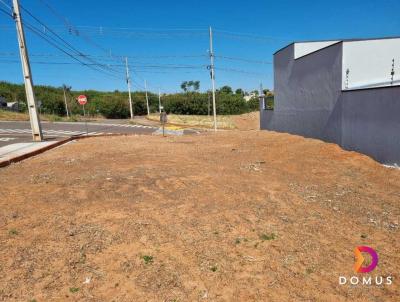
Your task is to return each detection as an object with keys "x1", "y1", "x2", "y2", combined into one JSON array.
[{"x1": 0, "y1": 0, "x2": 399, "y2": 93}]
